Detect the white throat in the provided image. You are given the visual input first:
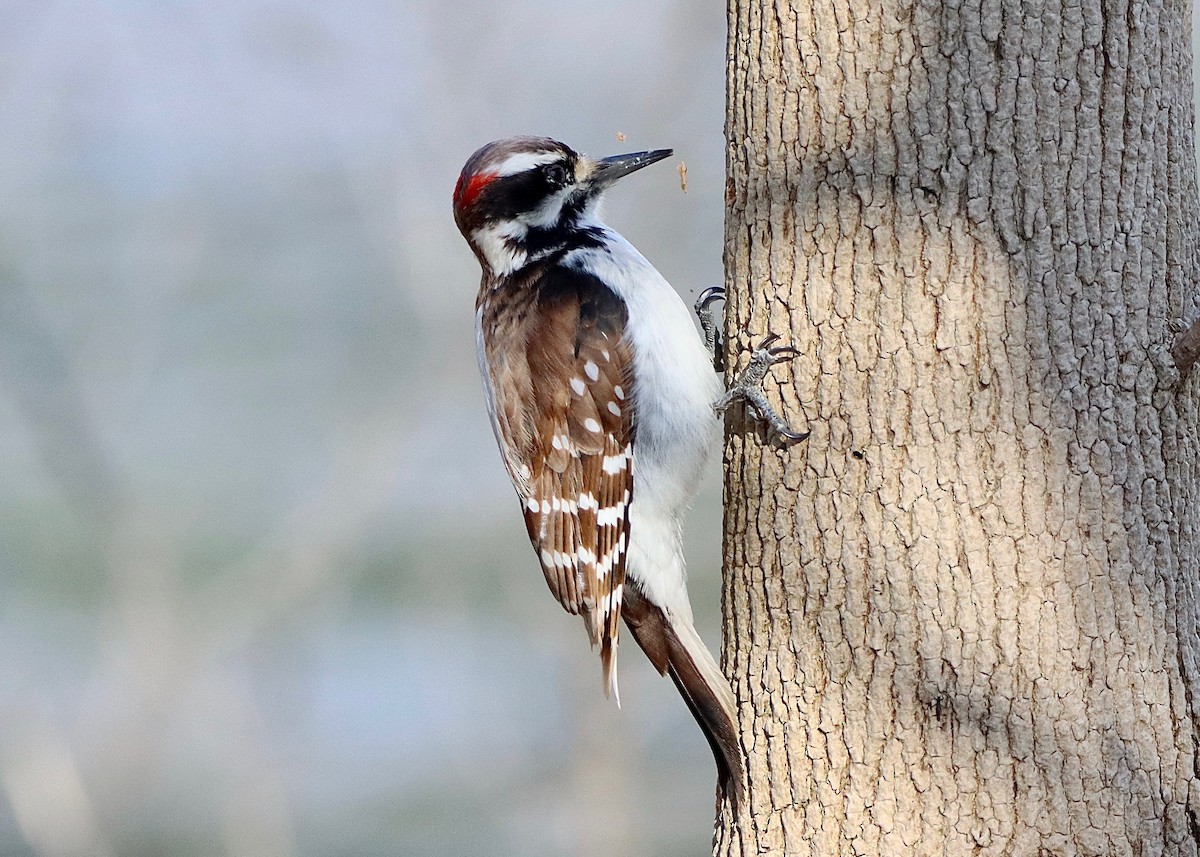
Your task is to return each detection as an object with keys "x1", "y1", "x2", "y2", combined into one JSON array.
[
  {"x1": 473, "y1": 221, "x2": 530, "y2": 277},
  {"x1": 473, "y1": 205, "x2": 605, "y2": 278}
]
